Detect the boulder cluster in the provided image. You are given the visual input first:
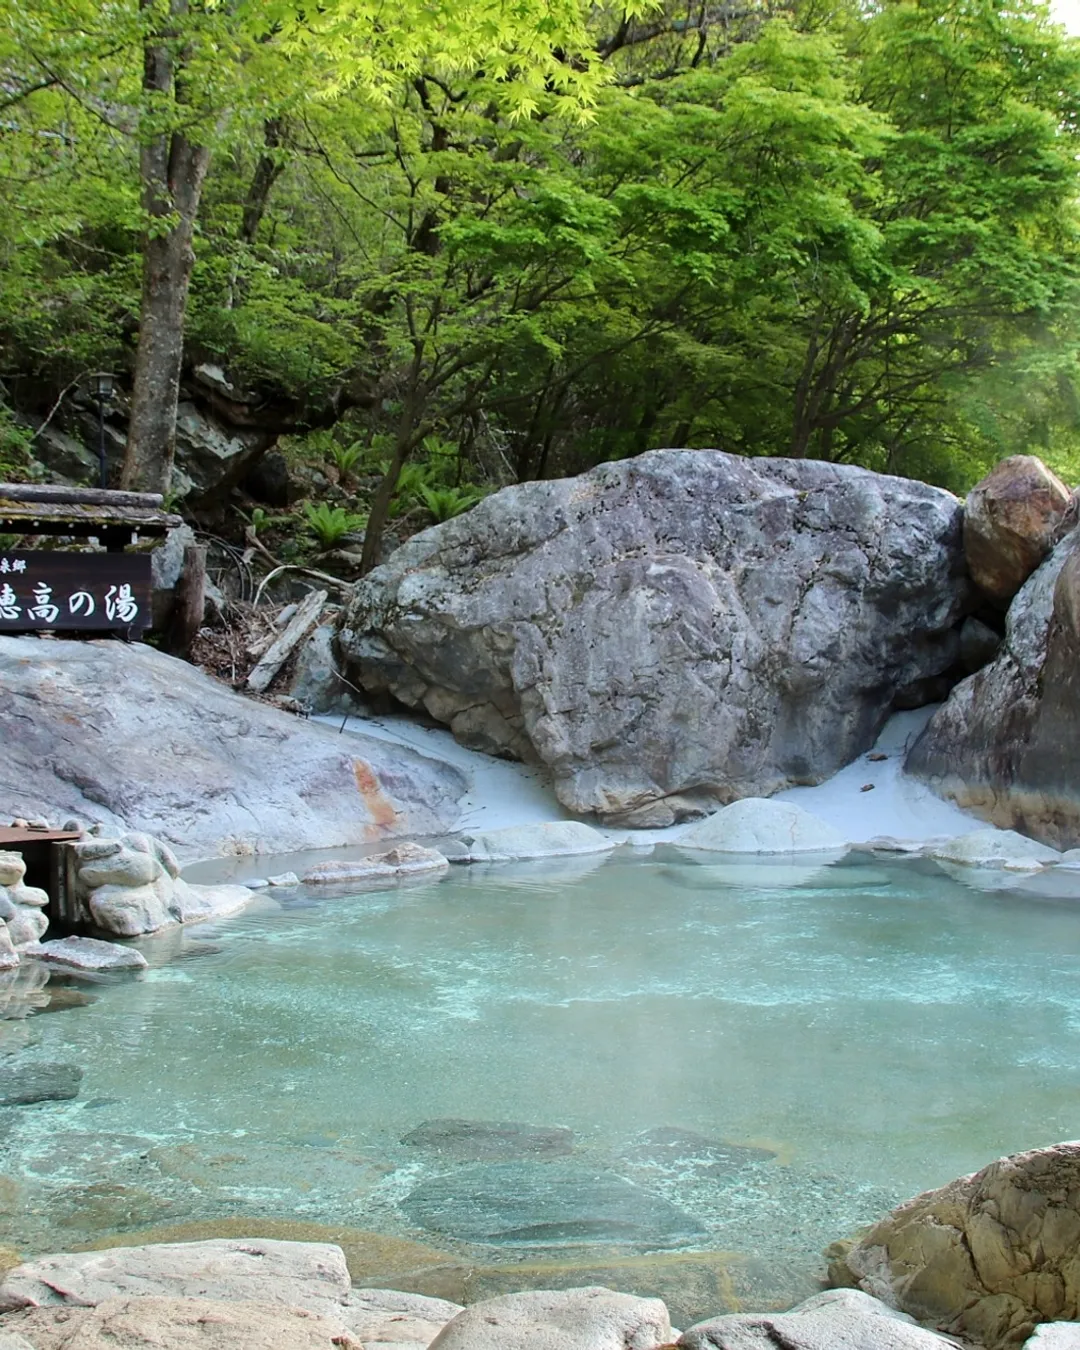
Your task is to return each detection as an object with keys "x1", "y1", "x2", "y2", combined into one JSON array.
[
  {"x1": 337, "y1": 448, "x2": 1080, "y2": 844},
  {"x1": 0, "y1": 852, "x2": 47, "y2": 969}
]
